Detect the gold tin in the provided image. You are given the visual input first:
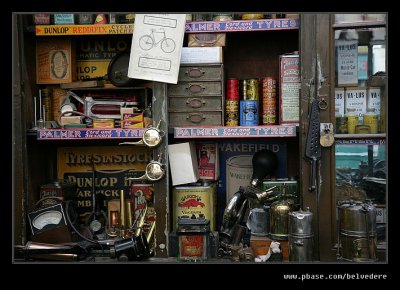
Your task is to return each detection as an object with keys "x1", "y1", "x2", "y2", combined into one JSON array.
[
  {"x1": 241, "y1": 14, "x2": 264, "y2": 20},
  {"x1": 173, "y1": 183, "x2": 217, "y2": 231},
  {"x1": 245, "y1": 79, "x2": 259, "y2": 100}
]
